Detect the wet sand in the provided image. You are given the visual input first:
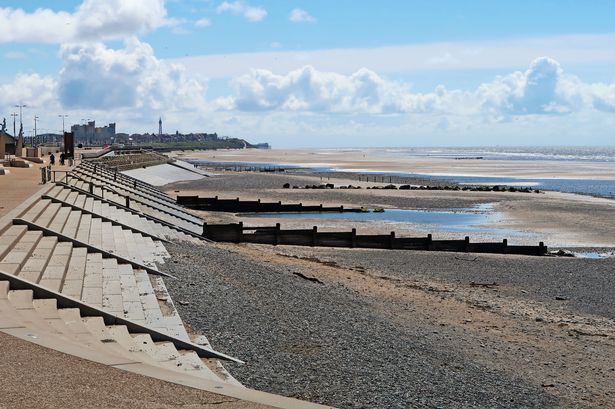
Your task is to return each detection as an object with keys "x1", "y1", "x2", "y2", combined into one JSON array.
[
  {"x1": 164, "y1": 171, "x2": 615, "y2": 248},
  {"x1": 175, "y1": 149, "x2": 615, "y2": 180}
]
